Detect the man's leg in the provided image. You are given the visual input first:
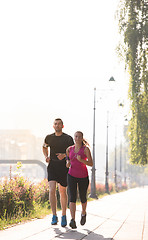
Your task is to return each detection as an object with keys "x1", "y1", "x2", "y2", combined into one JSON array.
[
  {"x1": 58, "y1": 184, "x2": 67, "y2": 216},
  {"x1": 49, "y1": 181, "x2": 57, "y2": 215}
]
